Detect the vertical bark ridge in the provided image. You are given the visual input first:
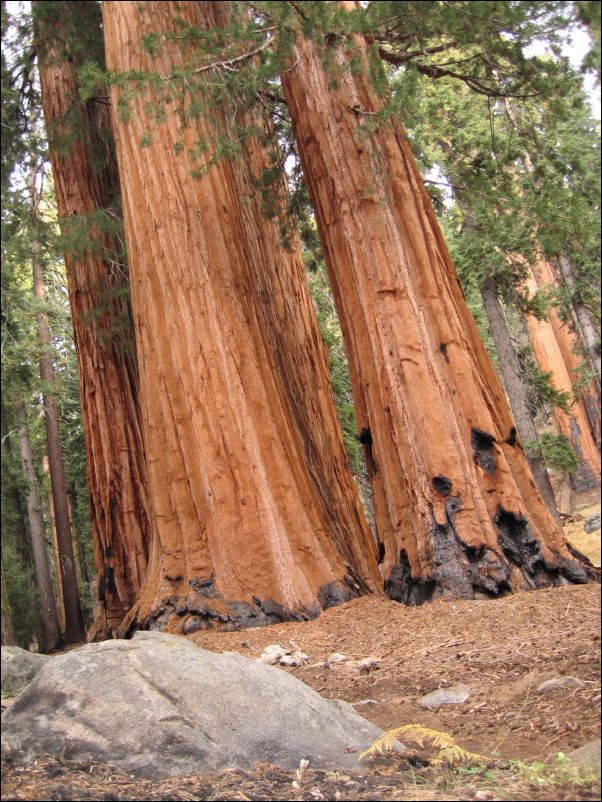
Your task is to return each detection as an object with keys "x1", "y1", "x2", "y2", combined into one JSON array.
[
  {"x1": 103, "y1": 0, "x2": 380, "y2": 634},
  {"x1": 34, "y1": 1, "x2": 151, "y2": 638}
]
